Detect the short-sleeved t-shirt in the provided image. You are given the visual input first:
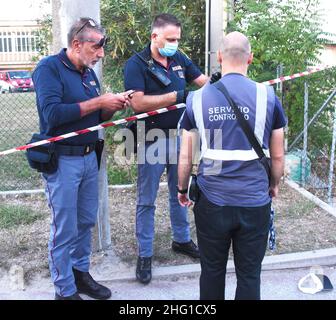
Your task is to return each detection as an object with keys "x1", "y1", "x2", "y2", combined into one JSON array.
[
  {"x1": 179, "y1": 73, "x2": 287, "y2": 207},
  {"x1": 124, "y1": 44, "x2": 202, "y2": 130}
]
